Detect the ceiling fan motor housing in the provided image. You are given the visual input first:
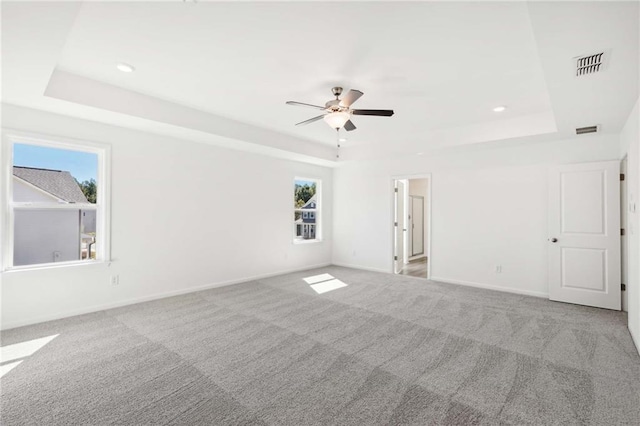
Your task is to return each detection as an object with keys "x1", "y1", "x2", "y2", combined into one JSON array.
[{"x1": 325, "y1": 99, "x2": 343, "y2": 111}]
